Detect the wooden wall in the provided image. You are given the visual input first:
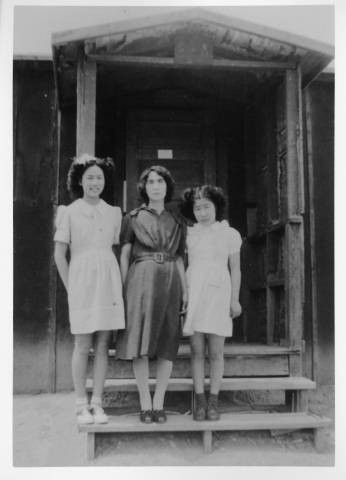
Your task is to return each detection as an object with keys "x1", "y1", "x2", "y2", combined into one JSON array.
[
  {"x1": 303, "y1": 74, "x2": 334, "y2": 386},
  {"x1": 13, "y1": 60, "x2": 58, "y2": 393},
  {"x1": 13, "y1": 58, "x2": 334, "y2": 392}
]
